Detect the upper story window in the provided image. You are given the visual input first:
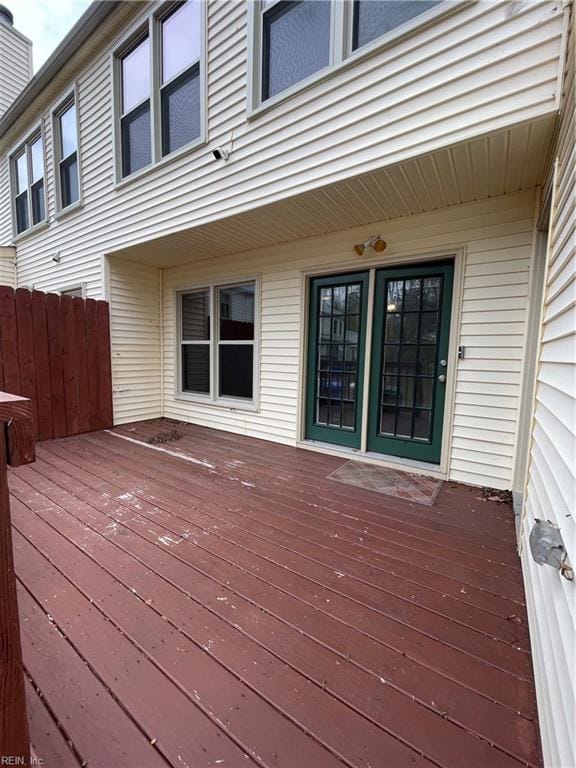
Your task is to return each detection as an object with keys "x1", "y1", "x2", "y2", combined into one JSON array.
[
  {"x1": 120, "y1": 35, "x2": 152, "y2": 177},
  {"x1": 115, "y1": 1, "x2": 205, "y2": 181},
  {"x1": 261, "y1": 0, "x2": 331, "y2": 101},
  {"x1": 11, "y1": 130, "x2": 46, "y2": 236},
  {"x1": 53, "y1": 93, "x2": 81, "y2": 211},
  {"x1": 251, "y1": 0, "x2": 451, "y2": 109},
  {"x1": 352, "y1": 0, "x2": 441, "y2": 50}
]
